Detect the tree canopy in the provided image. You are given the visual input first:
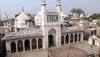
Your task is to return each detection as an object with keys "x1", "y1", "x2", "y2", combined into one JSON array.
[
  {"x1": 71, "y1": 8, "x2": 85, "y2": 16},
  {"x1": 89, "y1": 13, "x2": 100, "y2": 19}
]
